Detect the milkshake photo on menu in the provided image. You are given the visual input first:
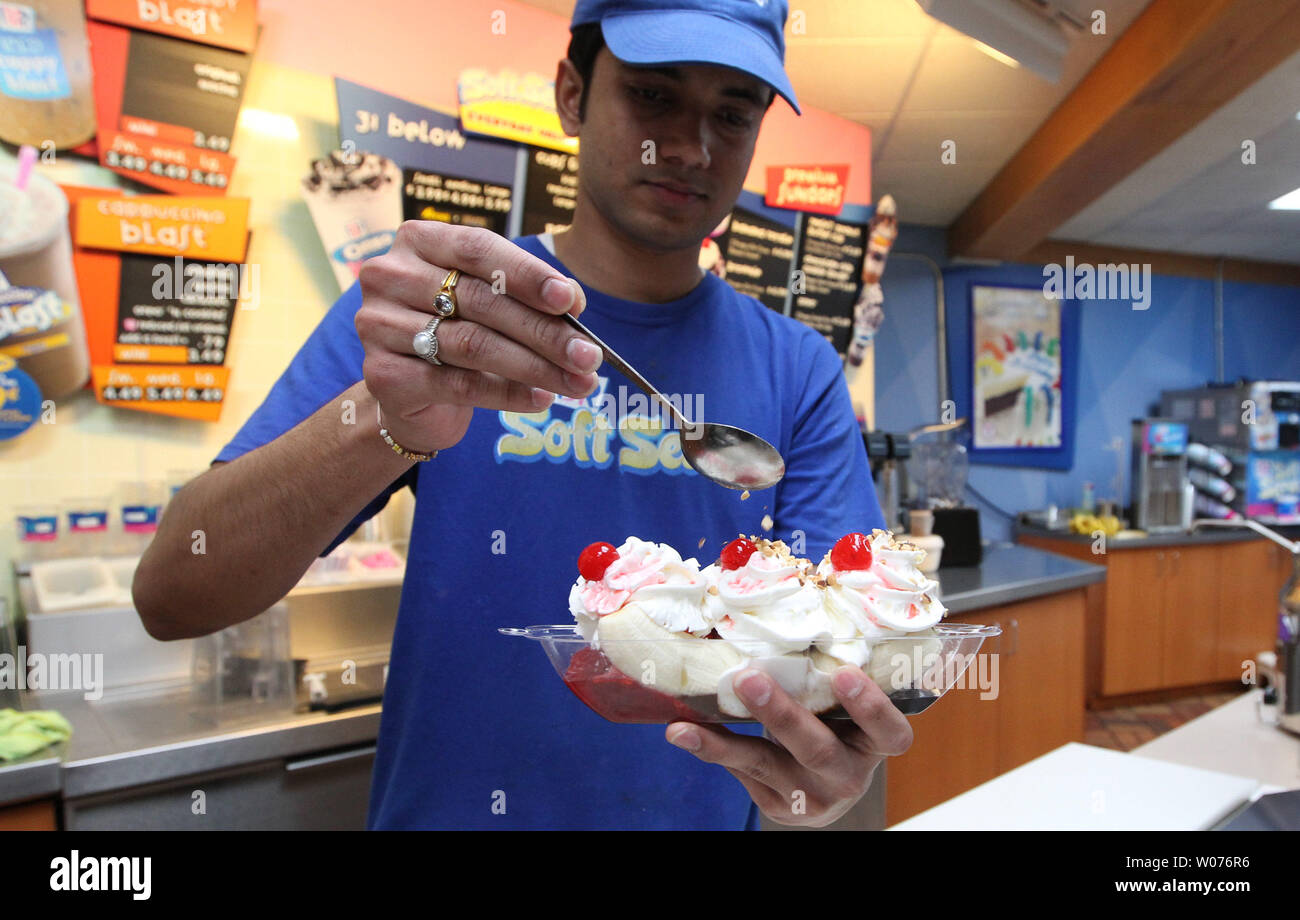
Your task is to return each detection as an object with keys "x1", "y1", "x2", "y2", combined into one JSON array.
[
  {"x1": 0, "y1": 0, "x2": 1295, "y2": 882},
  {"x1": 302, "y1": 150, "x2": 405, "y2": 293},
  {"x1": 0, "y1": 146, "x2": 90, "y2": 403}
]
